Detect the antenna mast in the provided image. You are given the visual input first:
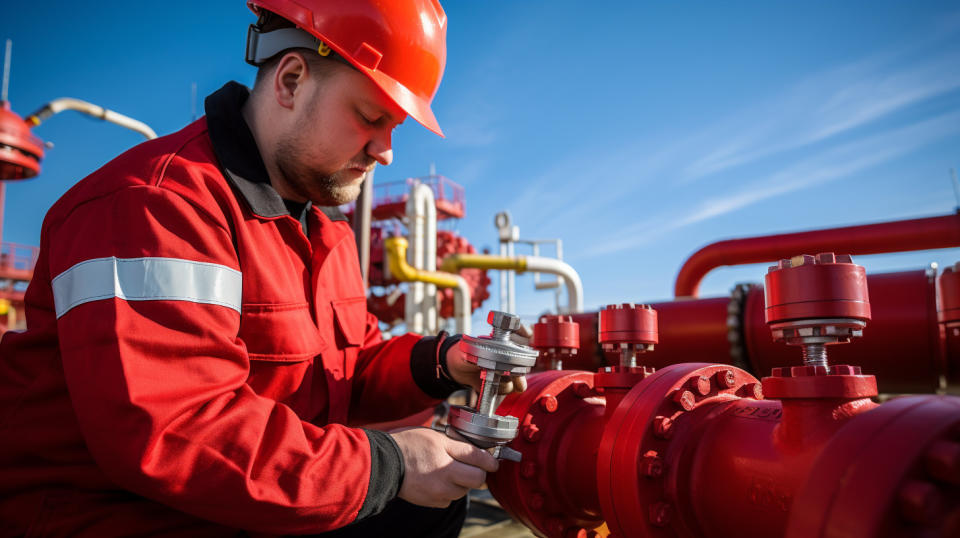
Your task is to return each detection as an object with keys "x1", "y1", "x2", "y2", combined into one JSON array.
[{"x1": 2, "y1": 39, "x2": 11, "y2": 102}]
